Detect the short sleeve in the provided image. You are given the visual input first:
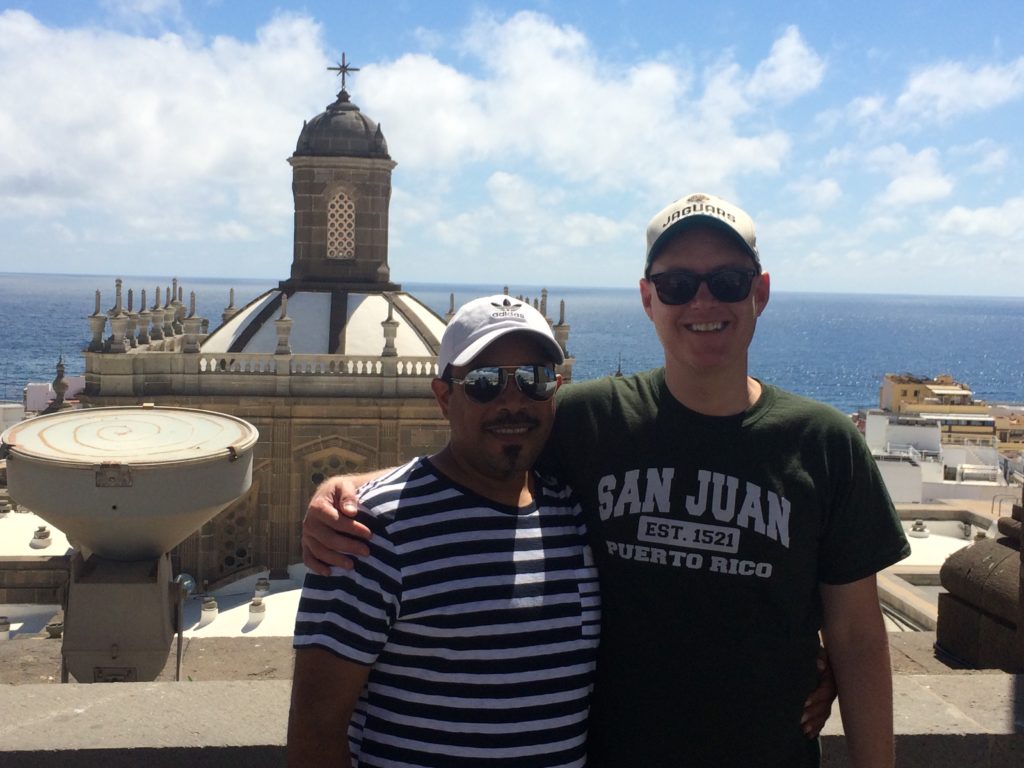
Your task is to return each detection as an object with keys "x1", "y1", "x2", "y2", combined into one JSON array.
[
  {"x1": 292, "y1": 510, "x2": 403, "y2": 664},
  {"x1": 817, "y1": 427, "x2": 910, "y2": 584}
]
